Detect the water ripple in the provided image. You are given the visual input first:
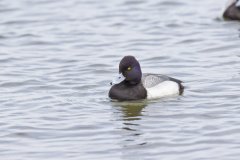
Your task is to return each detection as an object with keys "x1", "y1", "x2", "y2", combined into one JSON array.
[{"x1": 0, "y1": 0, "x2": 240, "y2": 160}]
